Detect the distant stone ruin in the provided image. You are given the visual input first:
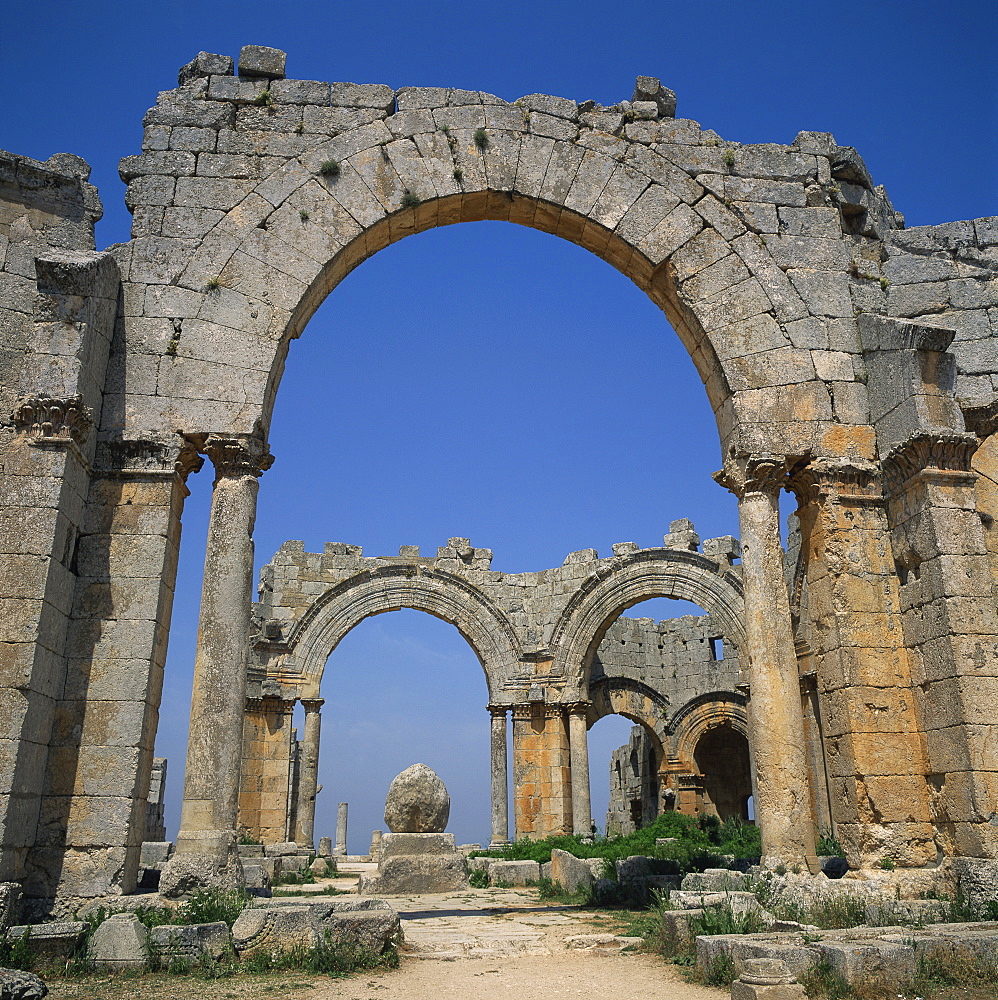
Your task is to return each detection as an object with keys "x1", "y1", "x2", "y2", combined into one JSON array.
[{"x1": 2, "y1": 43, "x2": 997, "y2": 916}]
